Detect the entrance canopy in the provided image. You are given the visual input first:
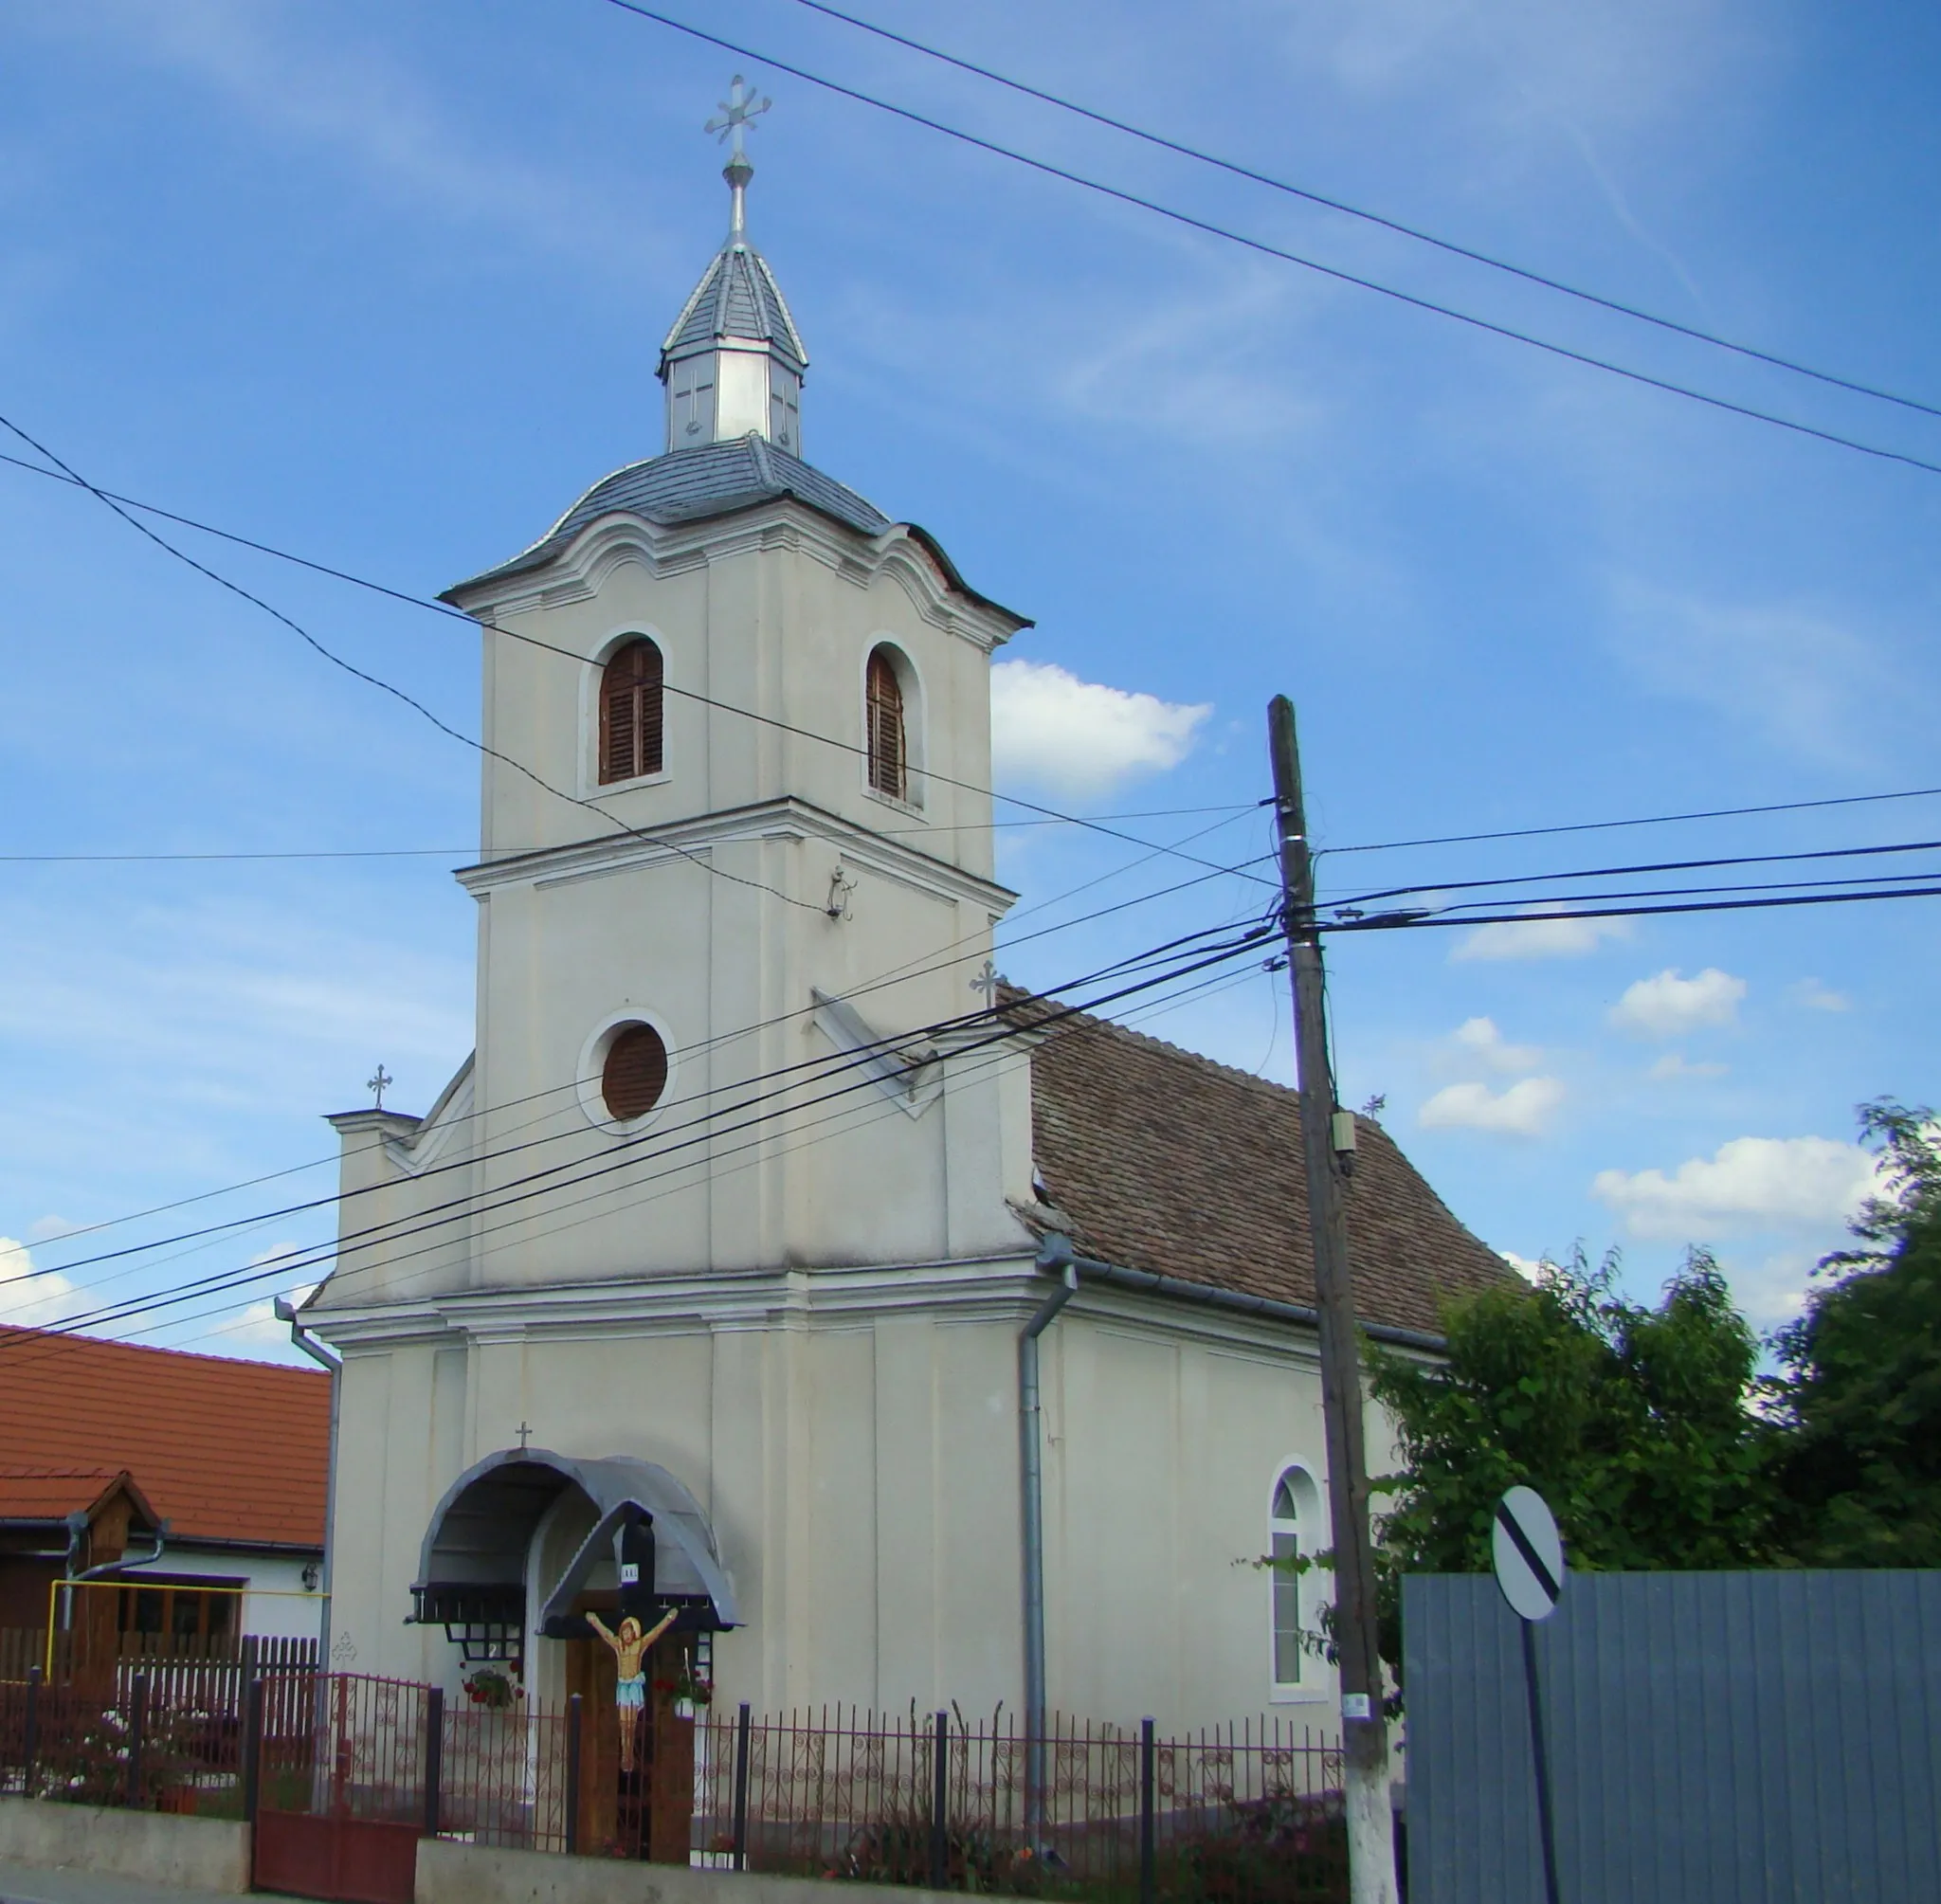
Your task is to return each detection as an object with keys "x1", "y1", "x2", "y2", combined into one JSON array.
[{"x1": 411, "y1": 1448, "x2": 738, "y2": 1649}]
